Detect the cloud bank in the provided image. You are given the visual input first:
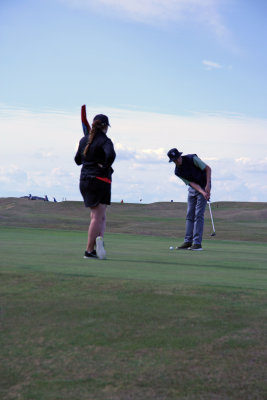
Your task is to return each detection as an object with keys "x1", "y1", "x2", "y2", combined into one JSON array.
[{"x1": 1, "y1": 104, "x2": 267, "y2": 203}]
